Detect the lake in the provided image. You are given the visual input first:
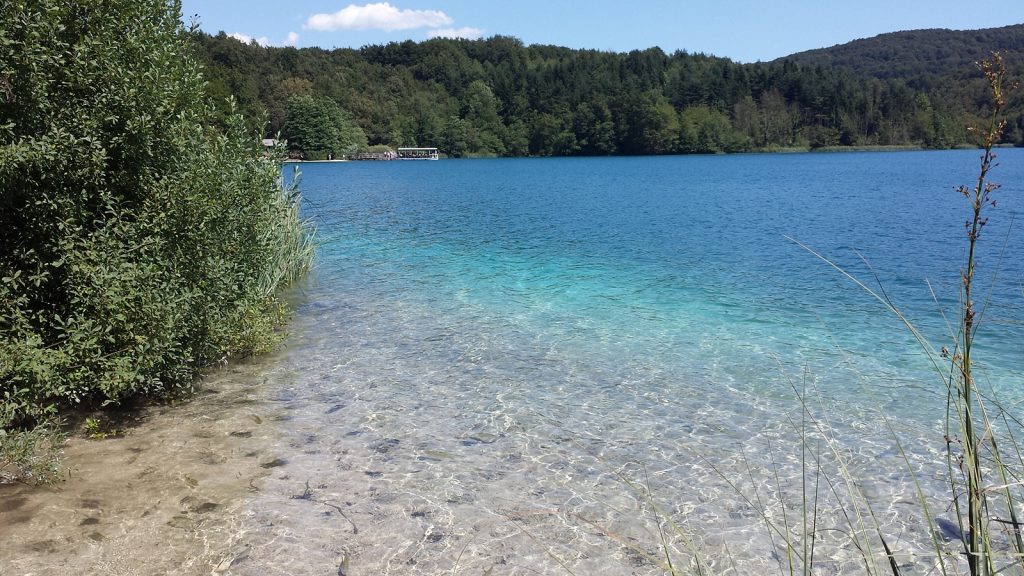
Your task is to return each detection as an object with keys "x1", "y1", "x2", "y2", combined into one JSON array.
[
  {"x1": 261, "y1": 150, "x2": 1024, "y2": 573},
  {"x1": 3, "y1": 150, "x2": 1023, "y2": 575}
]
